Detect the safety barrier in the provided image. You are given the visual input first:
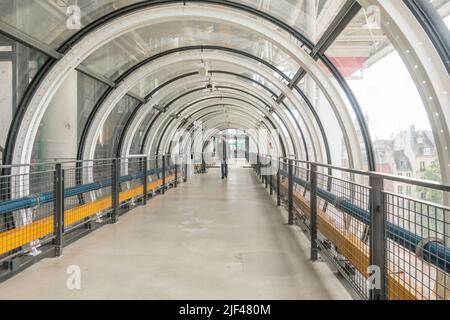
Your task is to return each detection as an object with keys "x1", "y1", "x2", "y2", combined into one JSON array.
[
  {"x1": 252, "y1": 153, "x2": 450, "y2": 300},
  {"x1": 0, "y1": 155, "x2": 186, "y2": 280}
]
